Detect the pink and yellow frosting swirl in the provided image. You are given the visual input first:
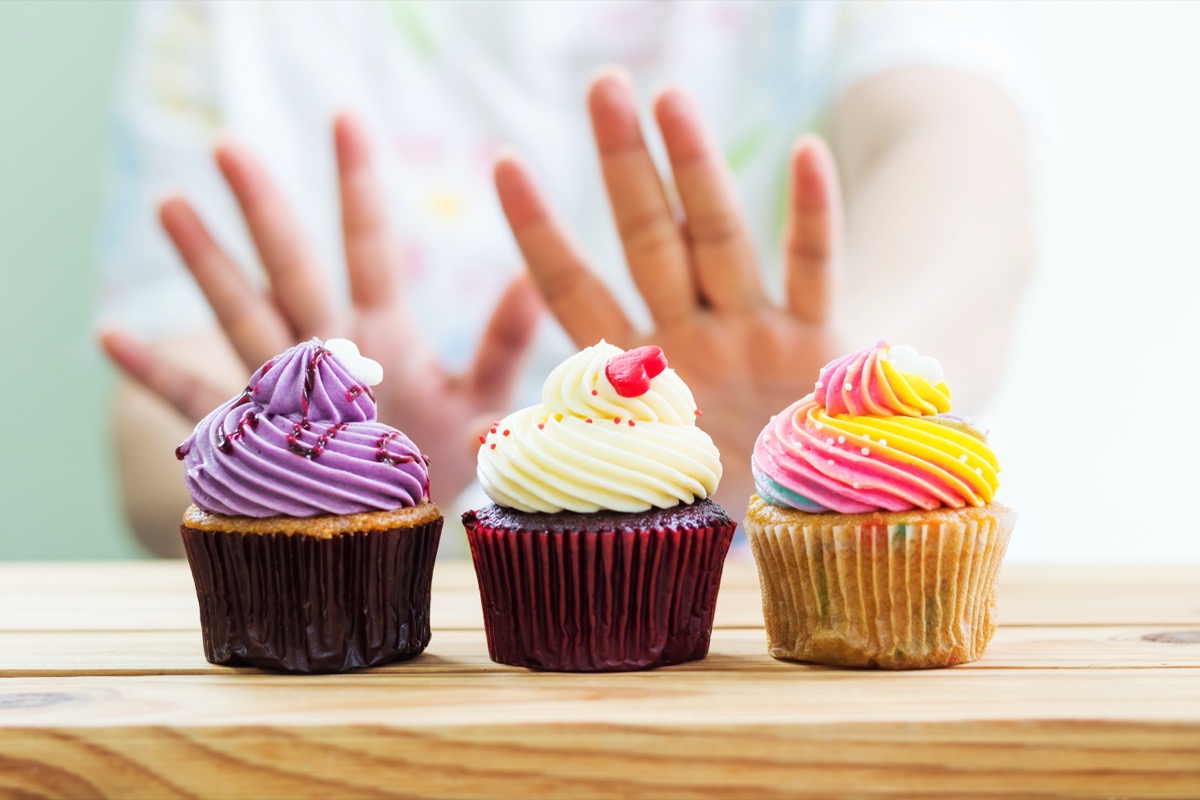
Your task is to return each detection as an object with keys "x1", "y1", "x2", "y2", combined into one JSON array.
[{"x1": 751, "y1": 342, "x2": 999, "y2": 513}]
